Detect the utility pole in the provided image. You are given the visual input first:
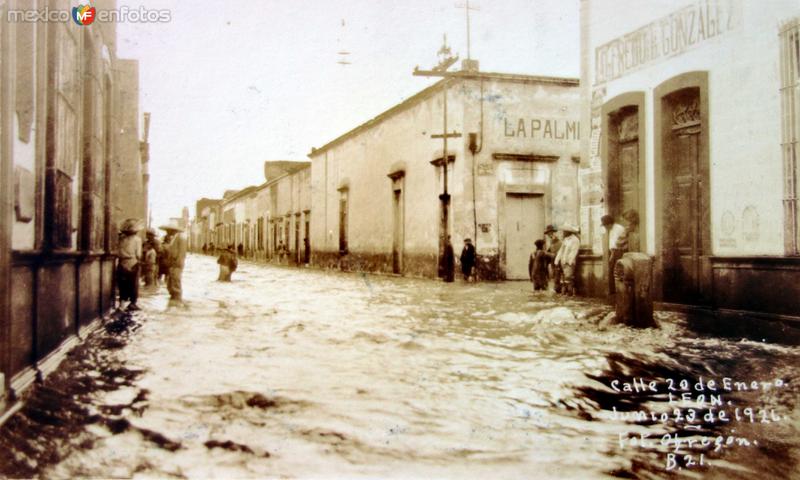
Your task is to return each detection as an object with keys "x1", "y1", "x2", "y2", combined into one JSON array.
[
  {"x1": 455, "y1": 1, "x2": 480, "y2": 61},
  {"x1": 413, "y1": 35, "x2": 460, "y2": 280}
]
